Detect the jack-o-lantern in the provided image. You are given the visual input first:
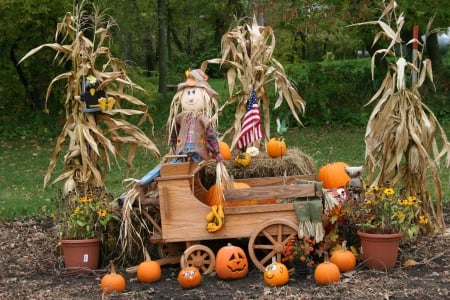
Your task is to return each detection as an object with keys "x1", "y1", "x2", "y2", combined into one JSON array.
[
  {"x1": 178, "y1": 266, "x2": 202, "y2": 289},
  {"x1": 215, "y1": 243, "x2": 248, "y2": 280},
  {"x1": 263, "y1": 259, "x2": 289, "y2": 286}
]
